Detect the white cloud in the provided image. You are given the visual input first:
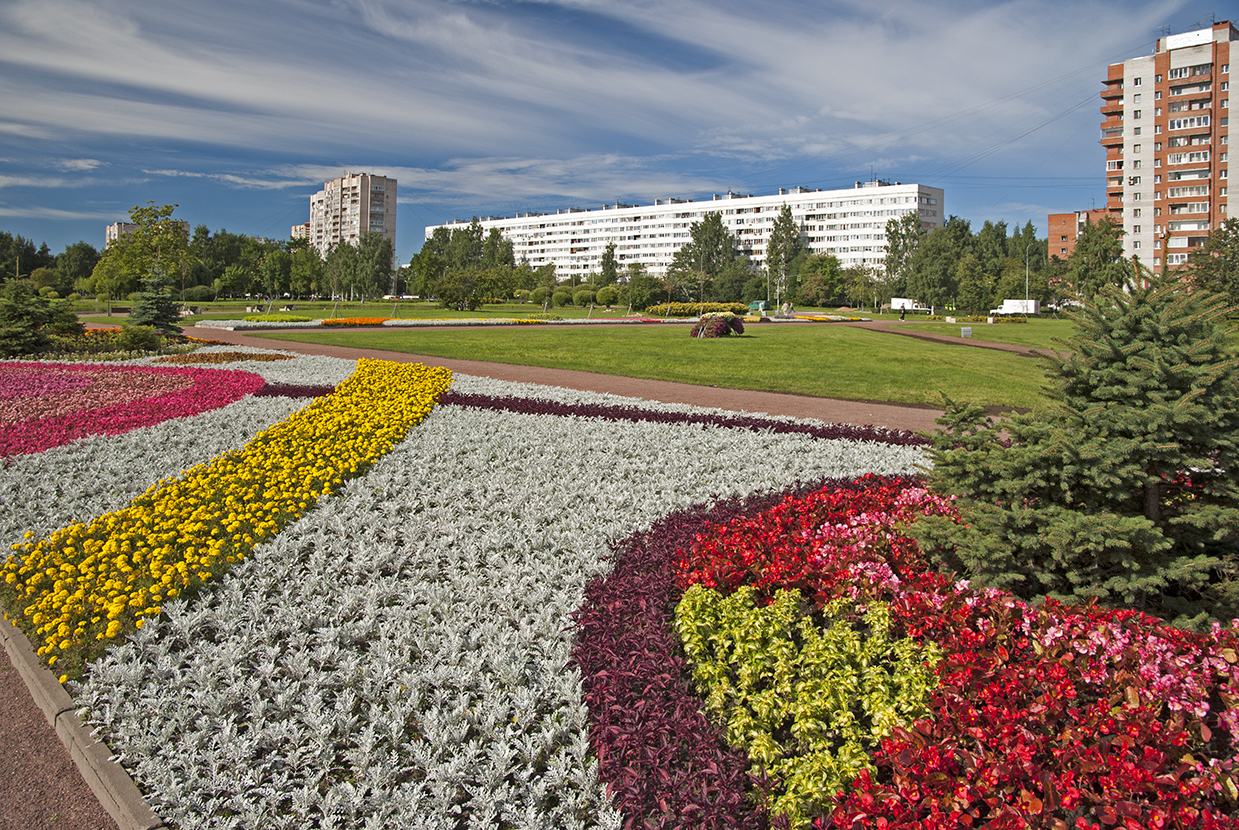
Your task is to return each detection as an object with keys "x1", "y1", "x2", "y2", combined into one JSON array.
[
  {"x1": 0, "y1": 204, "x2": 119, "y2": 220},
  {"x1": 56, "y1": 158, "x2": 104, "y2": 171}
]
